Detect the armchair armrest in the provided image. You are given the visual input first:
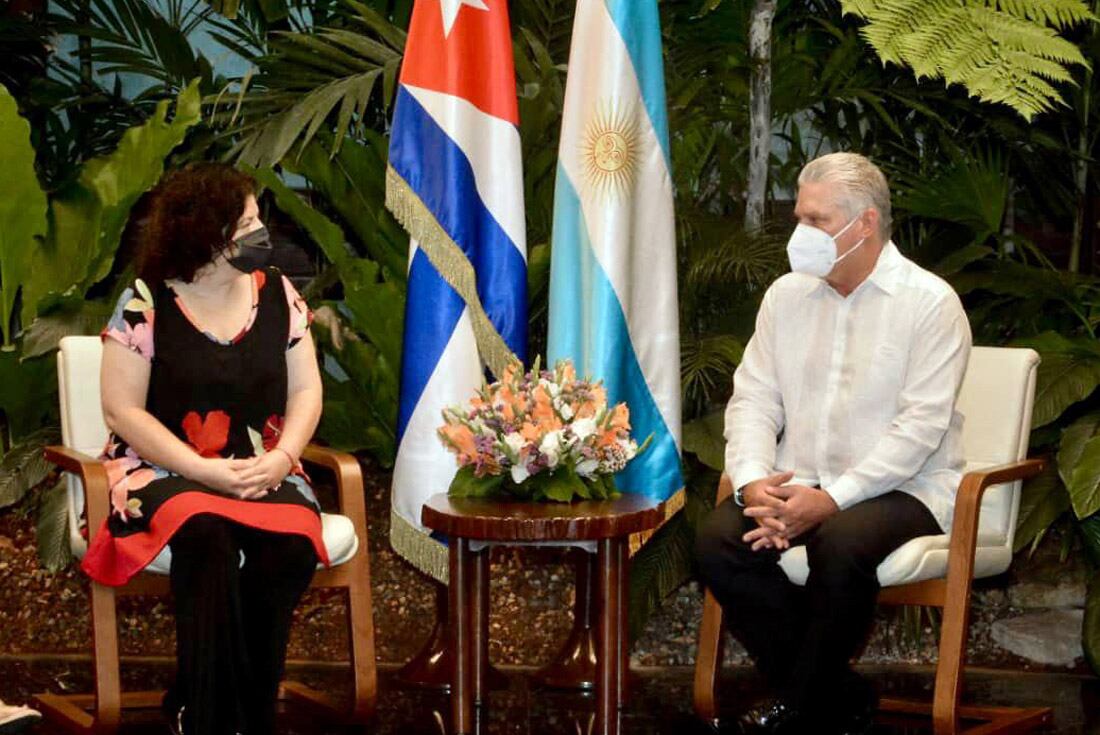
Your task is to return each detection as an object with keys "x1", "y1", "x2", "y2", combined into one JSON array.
[
  {"x1": 44, "y1": 445, "x2": 112, "y2": 531},
  {"x1": 948, "y1": 458, "x2": 1046, "y2": 554},
  {"x1": 715, "y1": 473, "x2": 734, "y2": 505},
  {"x1": 300, "y1": 444, "x2": 367, "y2": 524}
]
